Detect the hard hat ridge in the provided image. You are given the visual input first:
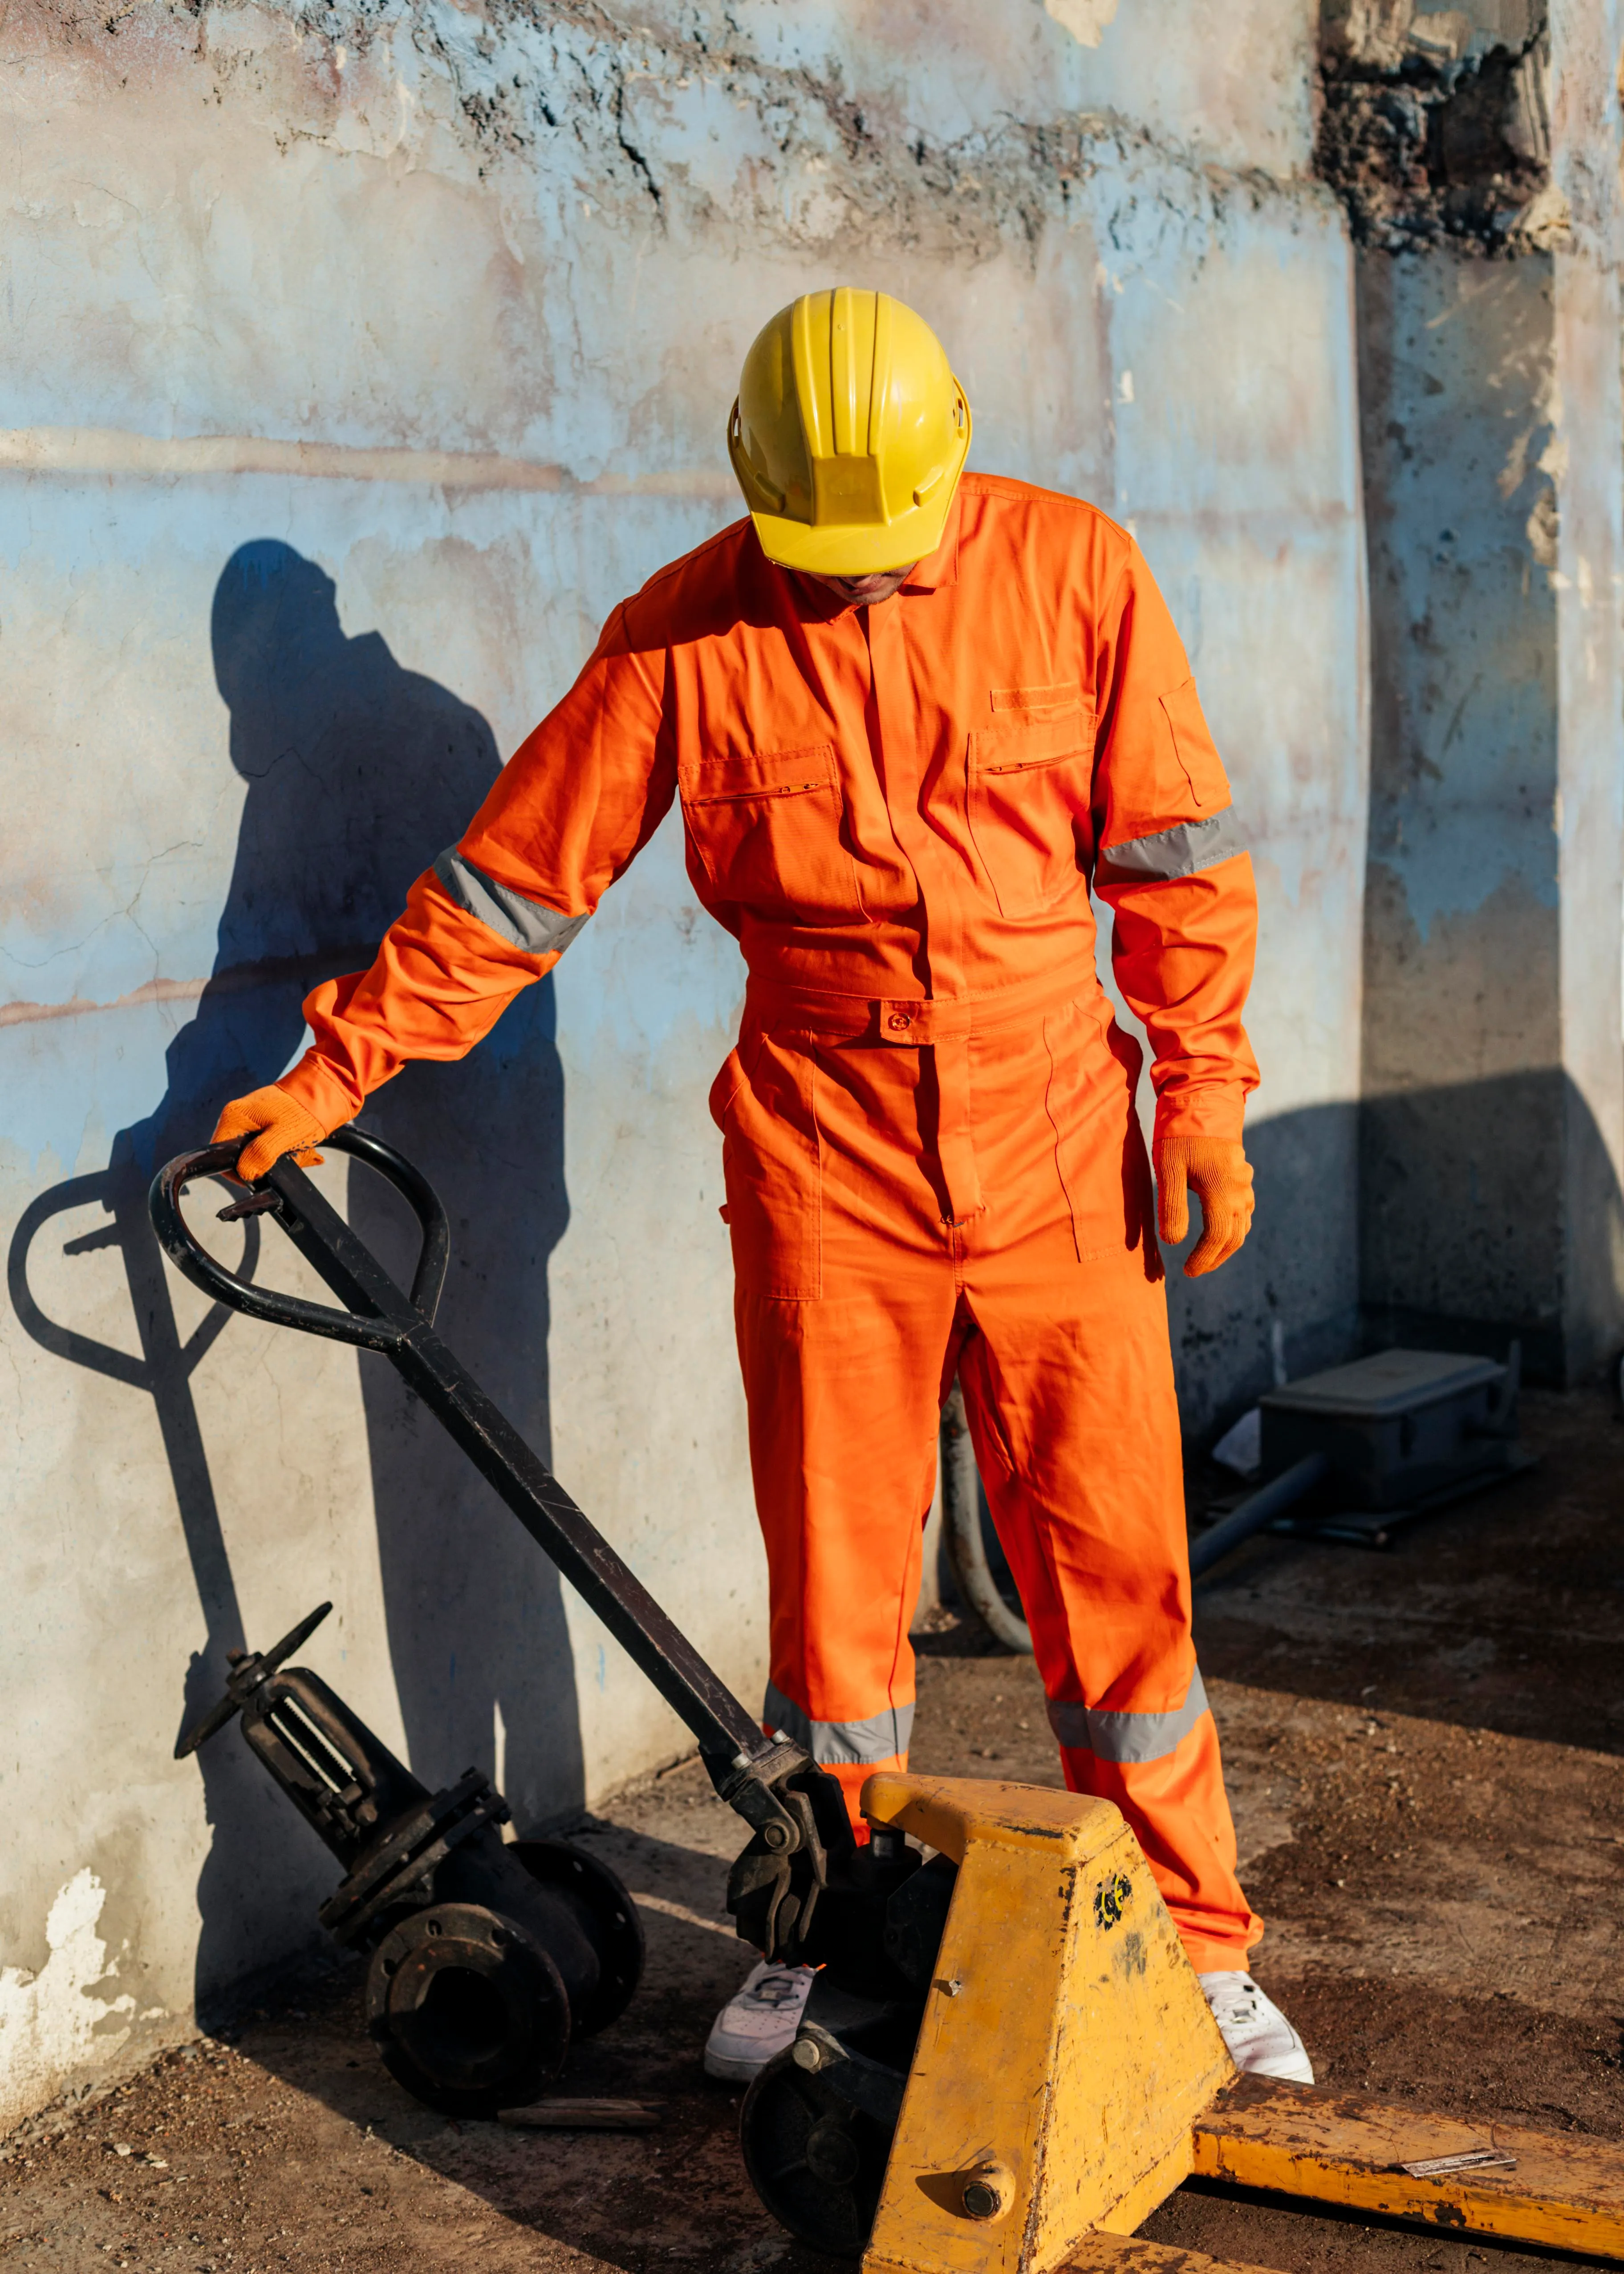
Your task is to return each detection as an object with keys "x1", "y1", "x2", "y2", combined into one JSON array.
[{"x1": 728, "y1": 287, "x2": 971, "y2": 576}]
